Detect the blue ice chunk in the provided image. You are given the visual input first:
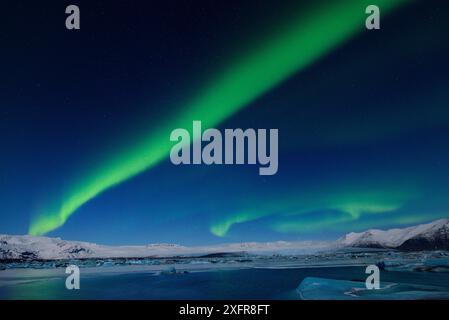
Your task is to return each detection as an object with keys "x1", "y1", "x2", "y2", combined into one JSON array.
[
  {"x1": 297, "y1": 277, "x2": 449, "y2": 300},
  {"x1": 378, "y1": 257, "x2": 449, "y2": 272}
]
